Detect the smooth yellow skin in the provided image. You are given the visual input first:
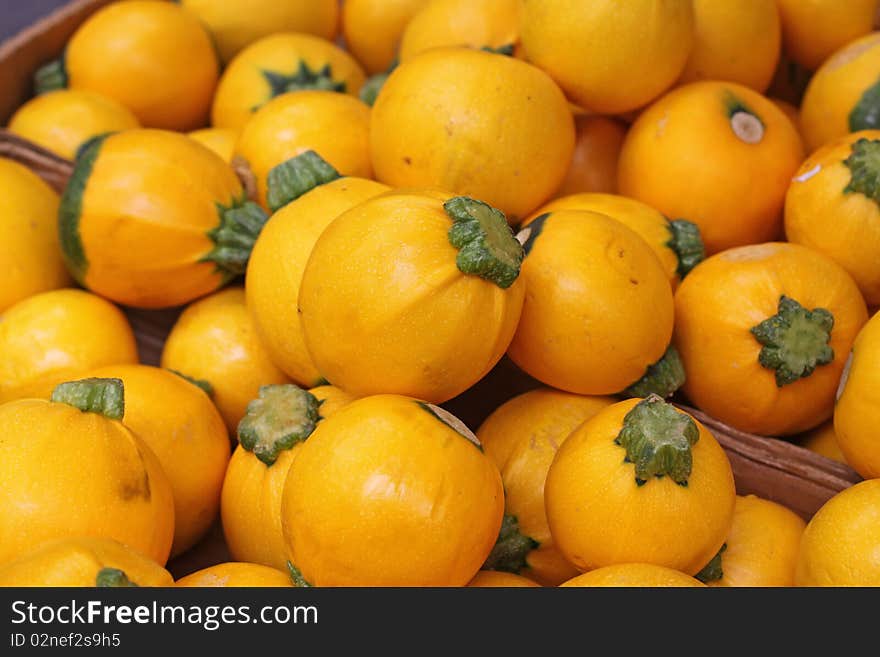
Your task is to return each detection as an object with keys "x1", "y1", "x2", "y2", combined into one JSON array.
[
  {"x1": 211, "y1": 33, "x2": 366, "y2": 131},
  {"x1": 529, "y1": 194, "x2": 683, "y2": 288},
  {"x1": 0, "y1": 397, "x2": 175, "y2": 566},
  {"x1": 0, "y1": 289, "x2": 138, "y2": 404},
  {"x1": 467, "y1": 571, "x2": 540, "y2": 587},
  {"x1": 680, "y1": 0, "x2": 780, "y2": 92},
  {"x1": 508, "y1": 210, "x2": 673, "y2": 395},
  {"x1": 709, "y1": 495, "x2": 805, "y2": 587},
  {"x1": 85, "y1": 365, "x2": 230, "y2": 557},
  {"x1": 795, "y1": 479, "x2": 880, "y2": 586},
  {"x1": 246, "y1": 177, "x2": 390, "y2": 386},
  {"x1": 0, "y1": 537, "x2": 173, "y2": 587},
  {"x1": 800, "y1": 421, "x2": 847, "y2": 464},
  {"x1": 300, "y1": 190, "x2": 525, "y2": 403},
  {"x1": 519, "y1": 0, "x2": 694, "y2": 114},
  {"x1": 281, "y1": 395, "x2": 504, "y2": 586},
  {"x1": 0, "y1": 159, "x2": 69, "y2": 312},
  {"x1": 175, "y1": 563, "x2": 291, "y2": 587},
  {"x1": 771, "y1": 97, "x2": 802, "y2": 135},
  {"x1": 618, "y1": 81, "x2": 804, "y2": 255},
  {"x1": 221, "y1": 384, "x2": 355, "y2": 572},
  {"x1": 161, "y1": 287, "x2": 290, "y2": 434},
  {"x1": 477, "y1": 389, "x2": 615, "y2": 586},
  {"x1": 8, "y1": 90, "x2": 139, "y2": 160},
  {"x1": 560, "y1": 564, "x2": 704, "y2": 588},
  {"x1": 545, "y1": 399, "x2": 736, "y2": 575},
  {"x1": 777, "y1": 0, "x2": 877, "y2": 71},
  {"x1": 786, "y1": 131, "x2": 880, "y2": 306},
  {"x1": 399, "y1": 0, "x2": 520, "y2": 62},
  {"x1": 343, "y1": 0, "x2": 429, "y2": 74},
  {"x1": 370, "y1": 48, "x2": 574, "y2": 221},
  {"x1": 65, "y1": 1, "x2": 218, "y2": 130},
  {"x1": 76, "y1": 129, "x2": 244, "y2": 308},
  {"x1": 235, "y1": 91, "x2": 372, "y2": 209},
  {"x1": 553, "y1": 116, "x2": 627, "y2": 199},
  {"x1": 835, "y1": 311, "x2": 880, "y2": 478},
  {"x1": 674, "y1": 243, "x2": 868, "y2": 436},
  {"x1": 187, "y1": 128, "x2": 238, "y2": 163},
  {"x1": 180, "y1": 0, "x2": 339, "y2": 63},
  {"x1": 801, "y1": 33, "x2": 880, "y2": 153}
]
